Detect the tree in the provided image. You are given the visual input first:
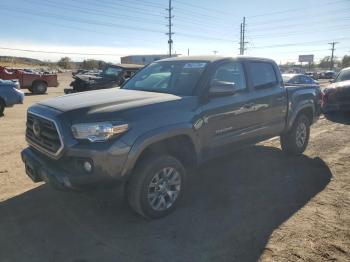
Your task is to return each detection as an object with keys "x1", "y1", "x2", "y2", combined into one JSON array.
[
  {"x1": 57, "y1": 57, "x2": 72, "y2": 69},
  {"x1": 342, "y1": 55, "x2": 350, "y2": 68},
  {"x1": 318, "y1": 56, "x2": 331, "y2": 69},
  {"x1": 81, "y1": 59, "x2": 106, "y2": 70}
]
